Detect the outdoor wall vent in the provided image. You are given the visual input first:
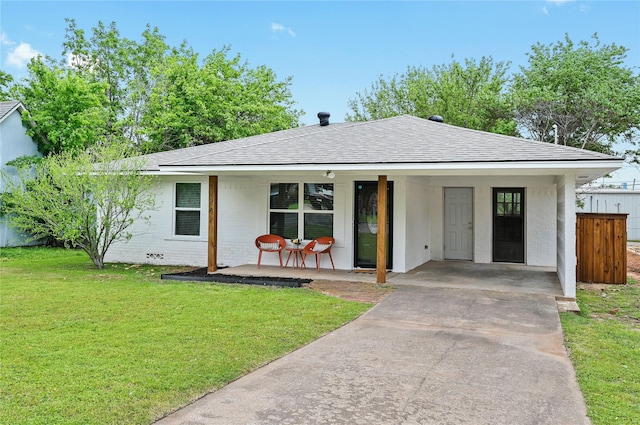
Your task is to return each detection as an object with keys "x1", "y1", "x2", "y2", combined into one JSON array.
[
  {"x1": 318, "y1": 112, "x2": 330, "y2": 126},
  {"x1": 428, "y1": 115, "x2": 444, "y2": 123}
]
